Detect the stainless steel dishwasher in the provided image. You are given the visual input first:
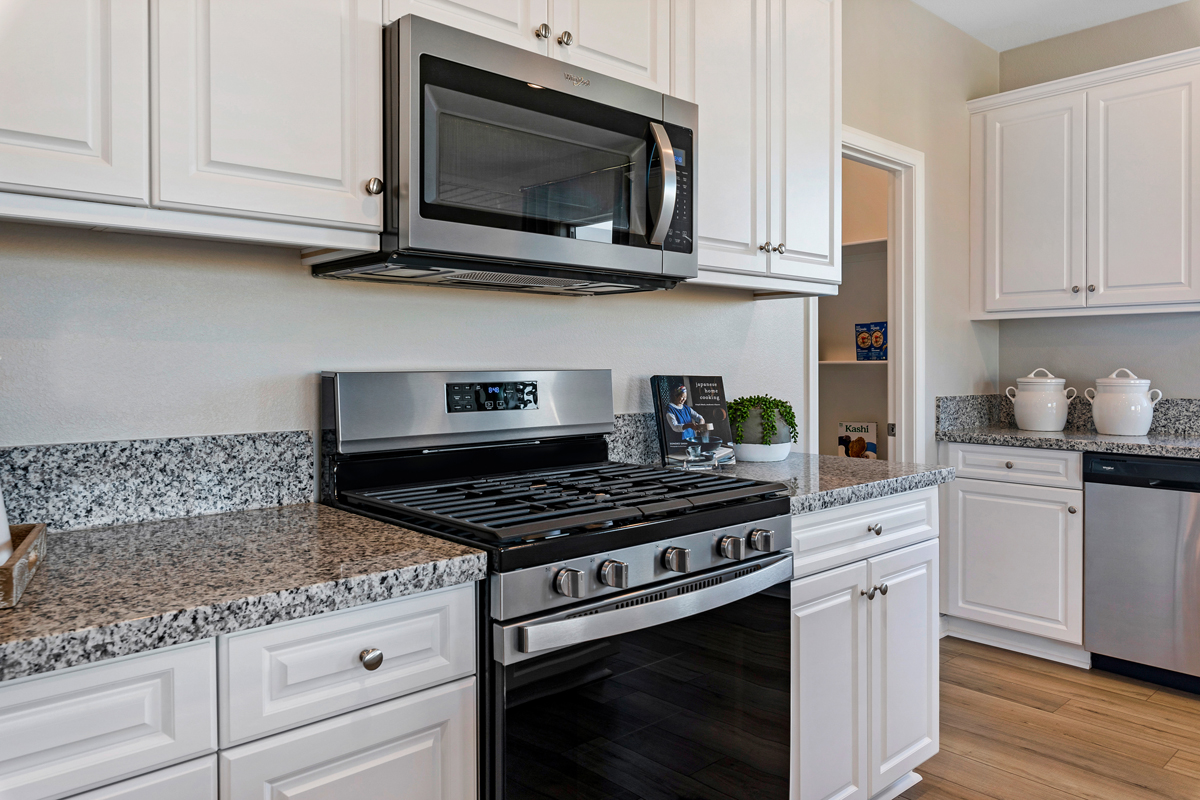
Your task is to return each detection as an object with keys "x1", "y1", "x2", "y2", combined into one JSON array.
[{"x1": 1084, "y1": 452, "x2": 1200, "y2": 691}]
